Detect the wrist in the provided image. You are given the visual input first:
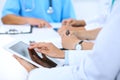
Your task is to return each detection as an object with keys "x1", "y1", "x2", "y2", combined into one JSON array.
[
  {"x1": 85, "y1": 31, "x2": 92, "y2": 40},
  {"x1": 24, "y1": 17, "x2": 30, "y2": 24},
  {"x1": 64, "y1": 50, "x2": 69, "y2": 66},
  {"x1": 57, "y1": 50, "x2": 65, "y2": 59}
]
